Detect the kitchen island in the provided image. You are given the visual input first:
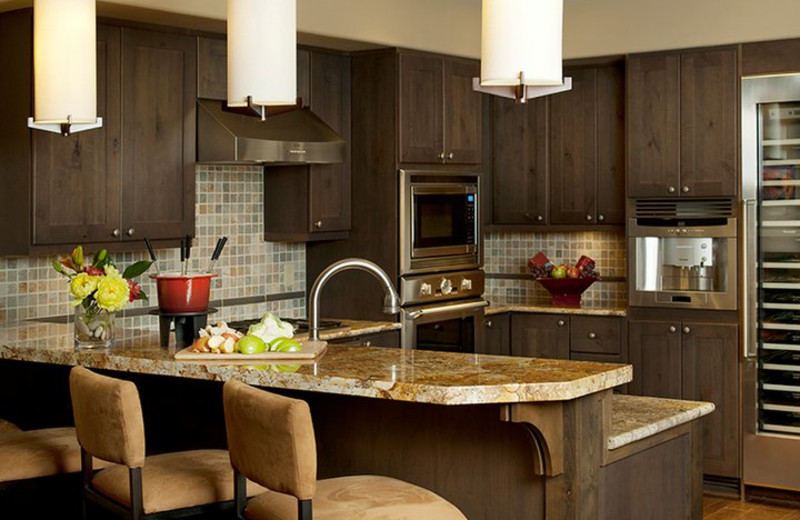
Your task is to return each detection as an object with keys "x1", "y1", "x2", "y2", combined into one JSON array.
[{"x1": 0, "y1": 321, "x2": 712, "y2": 519}]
